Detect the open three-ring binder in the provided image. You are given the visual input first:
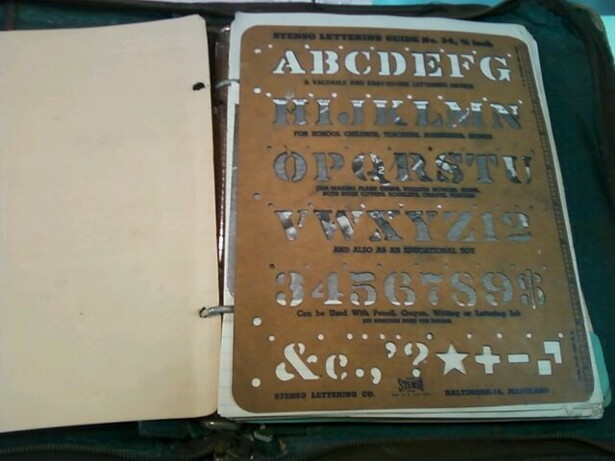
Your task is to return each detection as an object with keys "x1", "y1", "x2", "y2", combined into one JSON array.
[{"x1": 0, "y1": 13, "x2": 608, "y2": 433}]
